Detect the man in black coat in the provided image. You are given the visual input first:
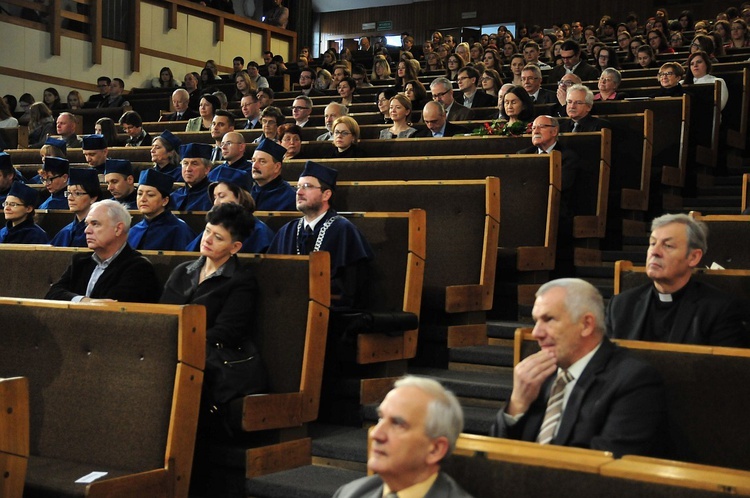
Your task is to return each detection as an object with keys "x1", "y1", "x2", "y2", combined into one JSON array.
[
  {"x1": 559, "y1": 84, "x2": 609, "y2": 133},
  {"x1": 522, "y1": 65, "x2": 558, "y2": 104},
  {"x1": 546, "y1": 40, "x2": 600, "y2": 84},
  {"x1": 491, "y1": 279, "x2": 668, "y2": 458},
  {"x1": 161, "y1": 89, "x2": 200, "y2": 122},
  {"x1": 45, "y1": 199, "x2": 161, "y2": 303},
  {"x1": 414, "y1": 102, "x2": 468, "y2": 138},
  {"x1": 606, "y1": 214, "x2": 749, "y2": 348}
]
